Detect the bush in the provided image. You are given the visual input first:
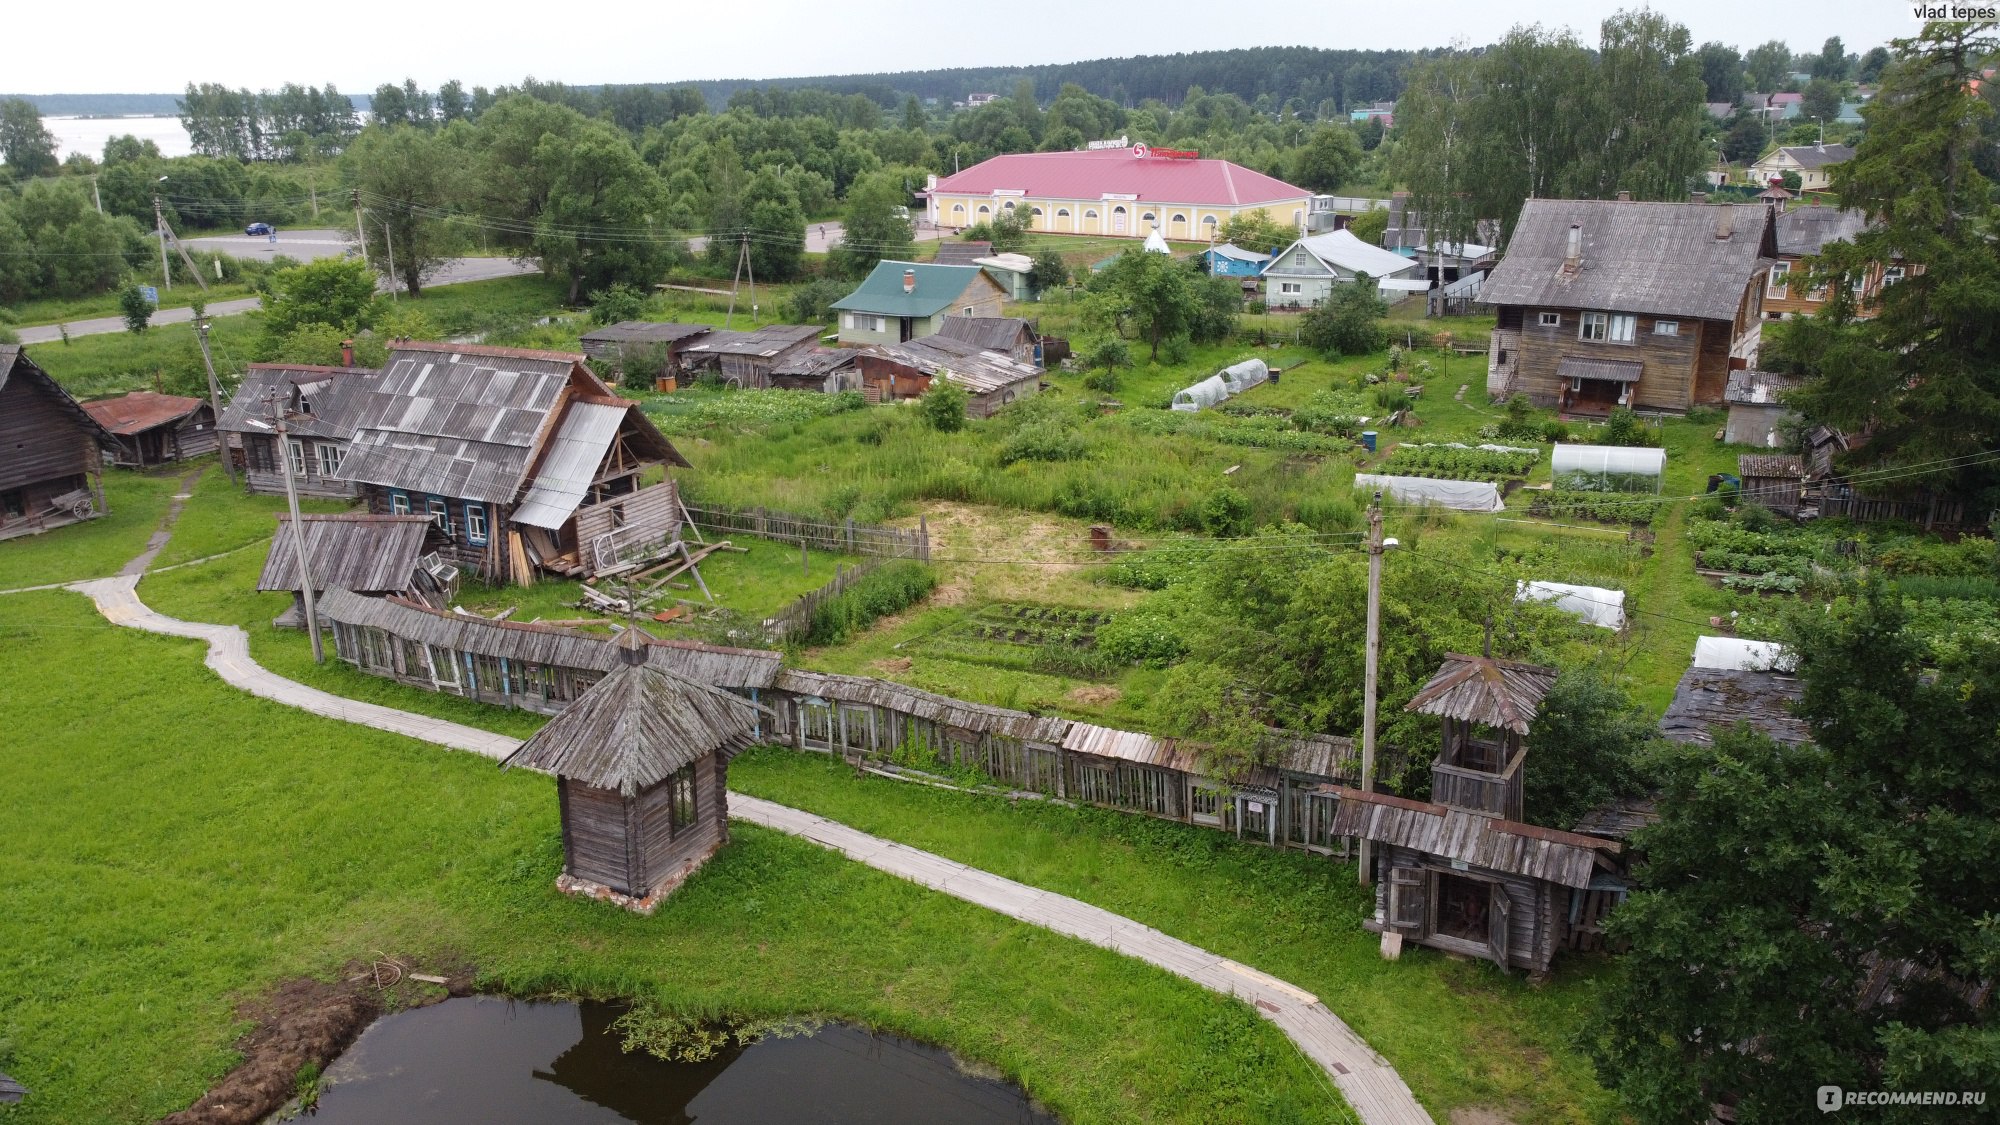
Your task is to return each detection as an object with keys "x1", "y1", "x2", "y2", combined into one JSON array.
[
  {"x1": 1160, "y1": 334, "x2": 1193, "y2": 365},
  {"x1": 999, "y1": 420, "x2": 1088, "y2": 466},
  {"x1": 785, "y1": 278, "x2": 851, "y2": 324},
  {"x1": 1600, "y1": 406, "x2": 1659, "y2": 447},
  {"x1": 919, "y1": 381, "x2": 967, "y2": 432},
  {"x1": 1200, "y1": 486, "x2": 1251, "y2": 535},
  {"x1": 119, "y1": 286, "x2": 153, "y2": 334},
  {"x1": 799, "y1": 561, "x2": 938, "y2": 646},
  {"x1": 1096, "y1": 600, "x2": 1190, "y2": 666},
  {"x1": 1540, "y1": 420, "x2": 1571, "y2": 443},
  {"x1": 1081, "y1": 369, "x2": 1120, "y2": 393},
  {"x1": 587, "y1": 283, "x2": 648, "y2": 325},
  {"x1": 1370, "y1": 382, "x2": 1409, "y2": 411}
]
